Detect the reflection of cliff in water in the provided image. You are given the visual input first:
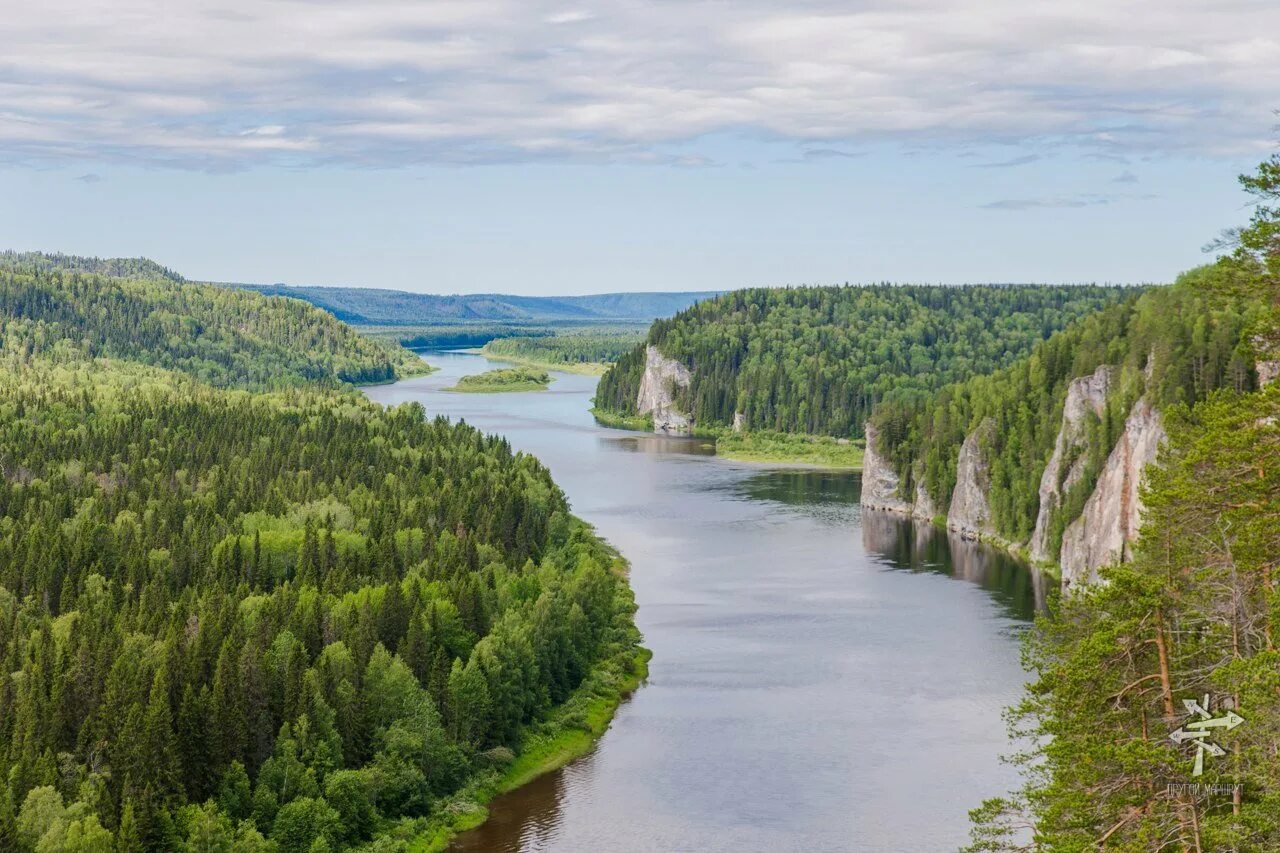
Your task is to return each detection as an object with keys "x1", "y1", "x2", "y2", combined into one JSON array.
[{"x1": 861, "y1": 508, "x2": 1049, "y2": 621}]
